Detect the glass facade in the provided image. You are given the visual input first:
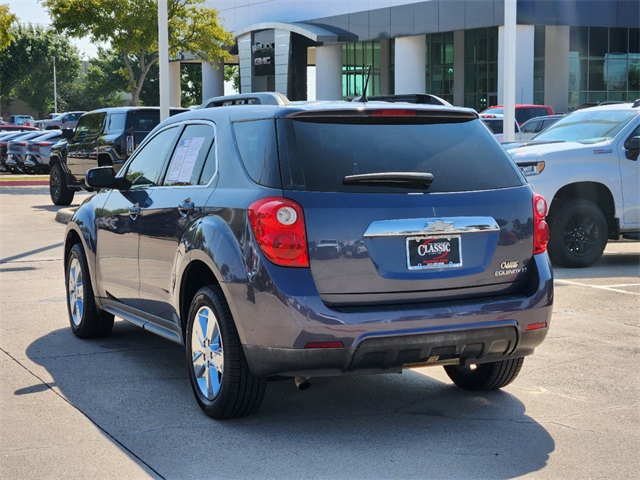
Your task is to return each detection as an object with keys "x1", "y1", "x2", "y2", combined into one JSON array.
[
  {"x1": 425, "y1": 32, "x2": 454, "y2": 103},
  {"x1": 533, "y1": 26, "x2": 546, "y2": 105},
  {"x1": 569, "y1": 27, "x2": 640, "y2": 109},
  {"x1": 342, "y1": 41, "x2": 382, "y2": 99},
  {"x1": 464, "y1": 27, "x2": 499, "y2": 112}
]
